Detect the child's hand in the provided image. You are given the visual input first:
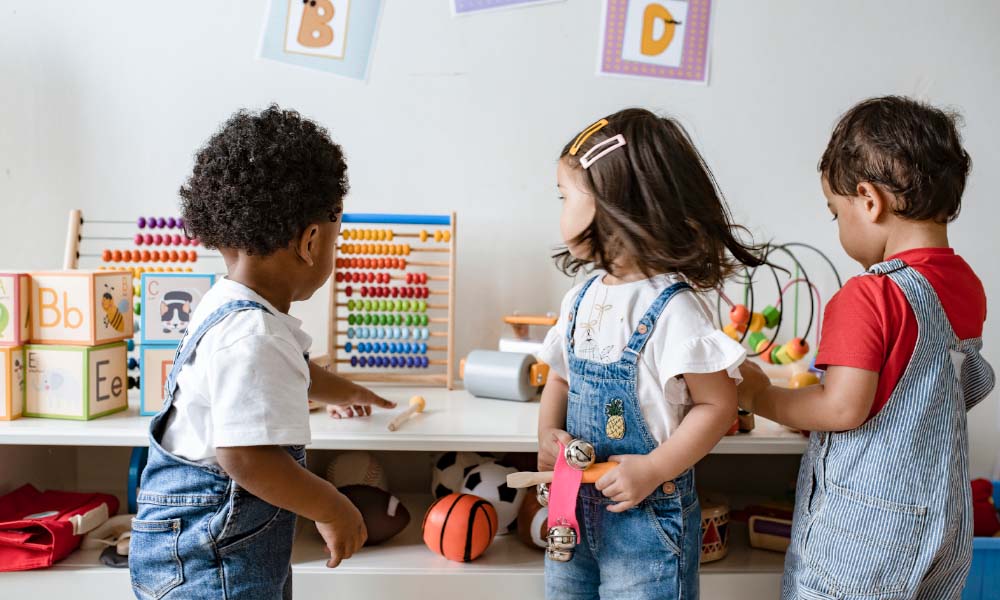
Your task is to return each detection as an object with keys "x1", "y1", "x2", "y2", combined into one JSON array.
[
  {"x1": 309, "y1": 363, "x2": 397, "y2": 418},
  {"x1": 737, "y1": 360, "x2": 770, "y2": 413},
  {"x1": 315, "y1": 492, "x2": 368, "y2": 568},
  {"x1": 596, "y1": 454, "x2": 662, "y2": 513},
  {"x1": 538, "y1": 427, "x2": 574, "y2": 471}
]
